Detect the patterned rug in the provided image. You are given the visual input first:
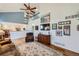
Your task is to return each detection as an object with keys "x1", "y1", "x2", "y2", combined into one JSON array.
[{"x1": 14, "y1": 40, "x2": 63, "y2": 56}]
